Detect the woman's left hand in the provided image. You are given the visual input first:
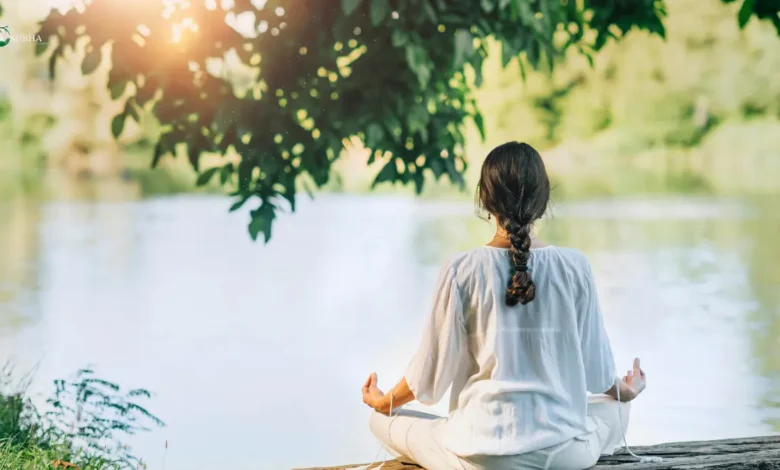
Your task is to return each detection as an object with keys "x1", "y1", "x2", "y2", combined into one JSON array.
[{"x1": 362, "y1": 372, "x2": 385, "y2": 411}]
